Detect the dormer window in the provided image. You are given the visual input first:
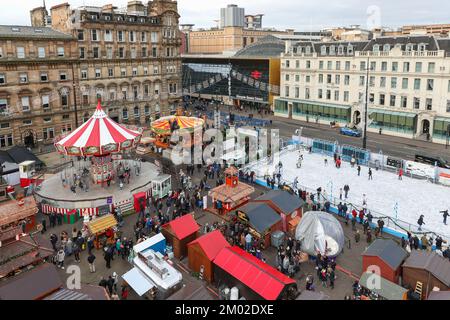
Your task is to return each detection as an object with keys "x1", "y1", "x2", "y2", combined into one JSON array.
[
  {"x1": 418, "y1": 43, "x2": 427, "y2": 51},
  {"x1": 347, "y1": 45, "x2": 354, "y2": 55},
  {"x1": 405, "y1": 43, "x2": 414, "y2": 51},
  {"x1": 373, "y1": 44, "x2": 380, "y2": 52},
  {"x1": 329, "y1": 45, "x2": 336, "y2": 55},
  {"x1": 383, "y1": 44, "x2": 391, "y2": 52},
  {"x1": 305, "y1": 46, "x2": 311, "y2": 54},
  {"x1": 320, "y1": 45, "x2": 327, "y2": 55},
  {"x1": 338, "y1": 45, "x2": 344, "y2": 55}
]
